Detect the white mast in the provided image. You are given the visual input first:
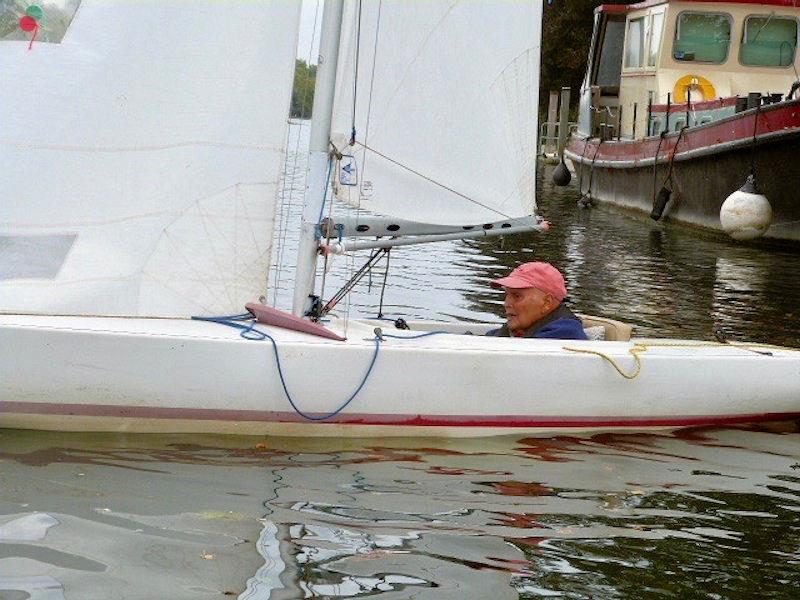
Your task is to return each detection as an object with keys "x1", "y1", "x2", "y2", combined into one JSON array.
[{"x1": 292, "y1": 0, "x2": 345, "y2": 317}]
